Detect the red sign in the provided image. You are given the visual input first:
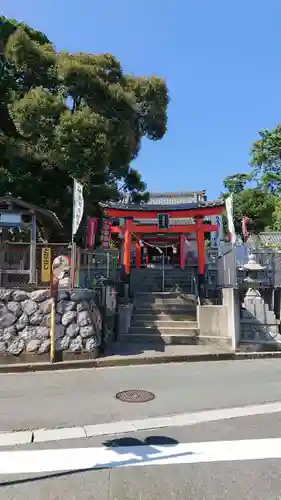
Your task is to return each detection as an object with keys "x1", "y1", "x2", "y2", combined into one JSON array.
[
  {"x1": 102, "y1": 220, "x2": 112, "y2": 249},
  {"x1": 87, "y1": 218, "x2": 98, "y2": 248}
]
